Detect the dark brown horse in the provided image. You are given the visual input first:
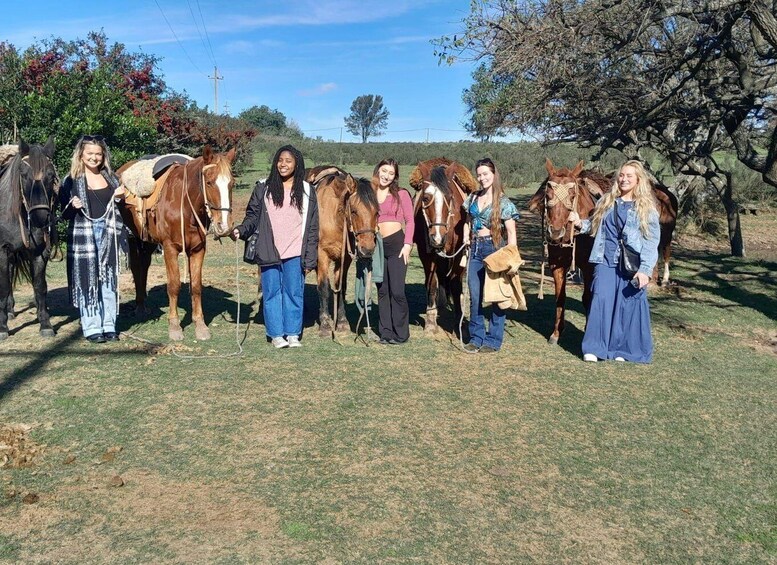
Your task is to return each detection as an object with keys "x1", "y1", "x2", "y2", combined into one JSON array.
[
  {"x1": 528, "y1": 158, "x2": 678, "y2": 345},
  {"x1": 308, "y1": 166, "x2": 378, "y2": 336},
  {"x1": 0, "y1": 138, "x2": 59, "y2": 340},
  {"x1": 118, "y1": 146, "x2": 236, "y2": 341},
  {"x1": 410, "y1": 158, "x2": 477, "y2": 334}
]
